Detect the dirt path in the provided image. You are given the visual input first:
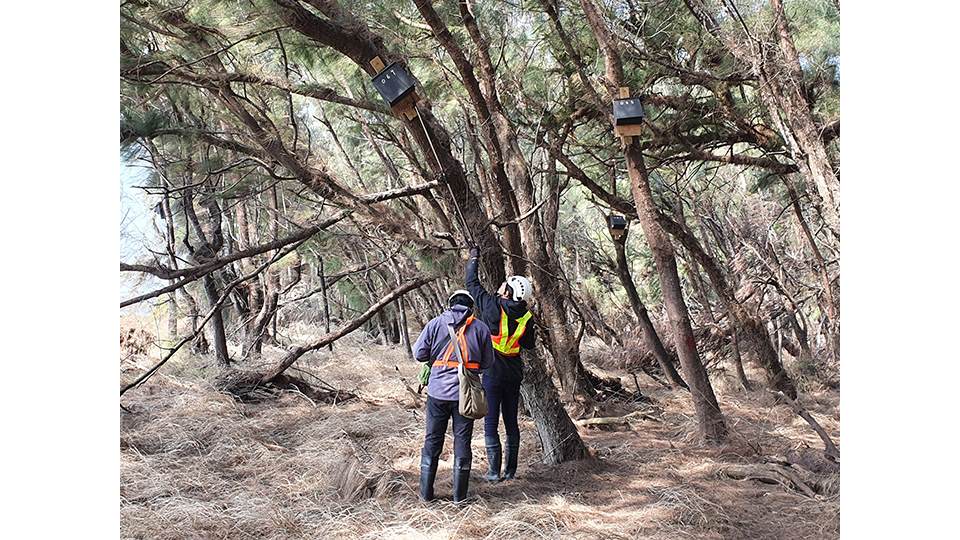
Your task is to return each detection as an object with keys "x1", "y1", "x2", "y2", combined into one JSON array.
[{"x1": 121, "y1": 340, "x2": 839, "y2": 539}]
